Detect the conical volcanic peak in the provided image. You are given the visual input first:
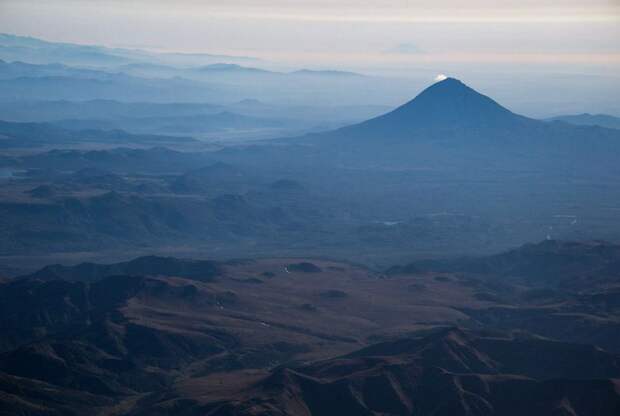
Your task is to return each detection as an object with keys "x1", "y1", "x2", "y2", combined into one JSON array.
[{"x1": 370, "y1": 77, "x2": 522, "y2": 129}]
